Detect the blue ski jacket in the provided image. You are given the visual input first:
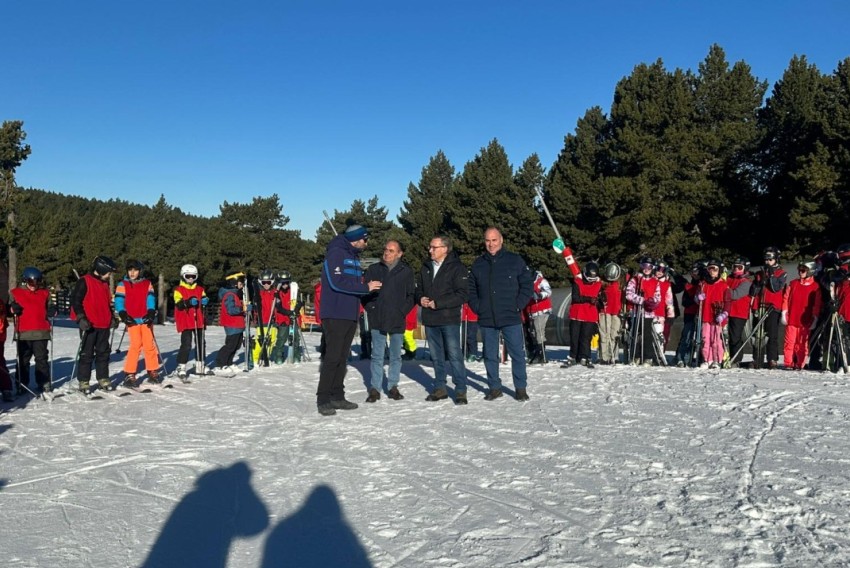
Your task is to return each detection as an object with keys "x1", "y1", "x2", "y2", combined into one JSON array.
[{"x1": 320, "y1": 235, "x2": 370, "y2": 321}]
